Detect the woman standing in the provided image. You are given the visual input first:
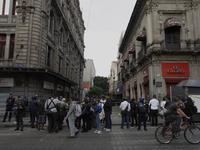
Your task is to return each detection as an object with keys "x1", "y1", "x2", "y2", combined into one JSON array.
[{"x1": 94, "y1": 99, "x2": 102, "y2": 134}]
